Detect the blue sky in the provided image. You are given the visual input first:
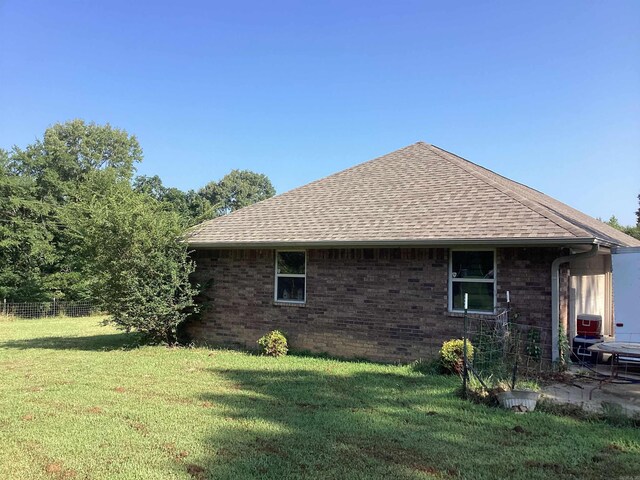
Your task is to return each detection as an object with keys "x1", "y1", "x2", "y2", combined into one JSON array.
[{"x1": 1, "y1": 1, "x2": 639, "y2": 224}]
